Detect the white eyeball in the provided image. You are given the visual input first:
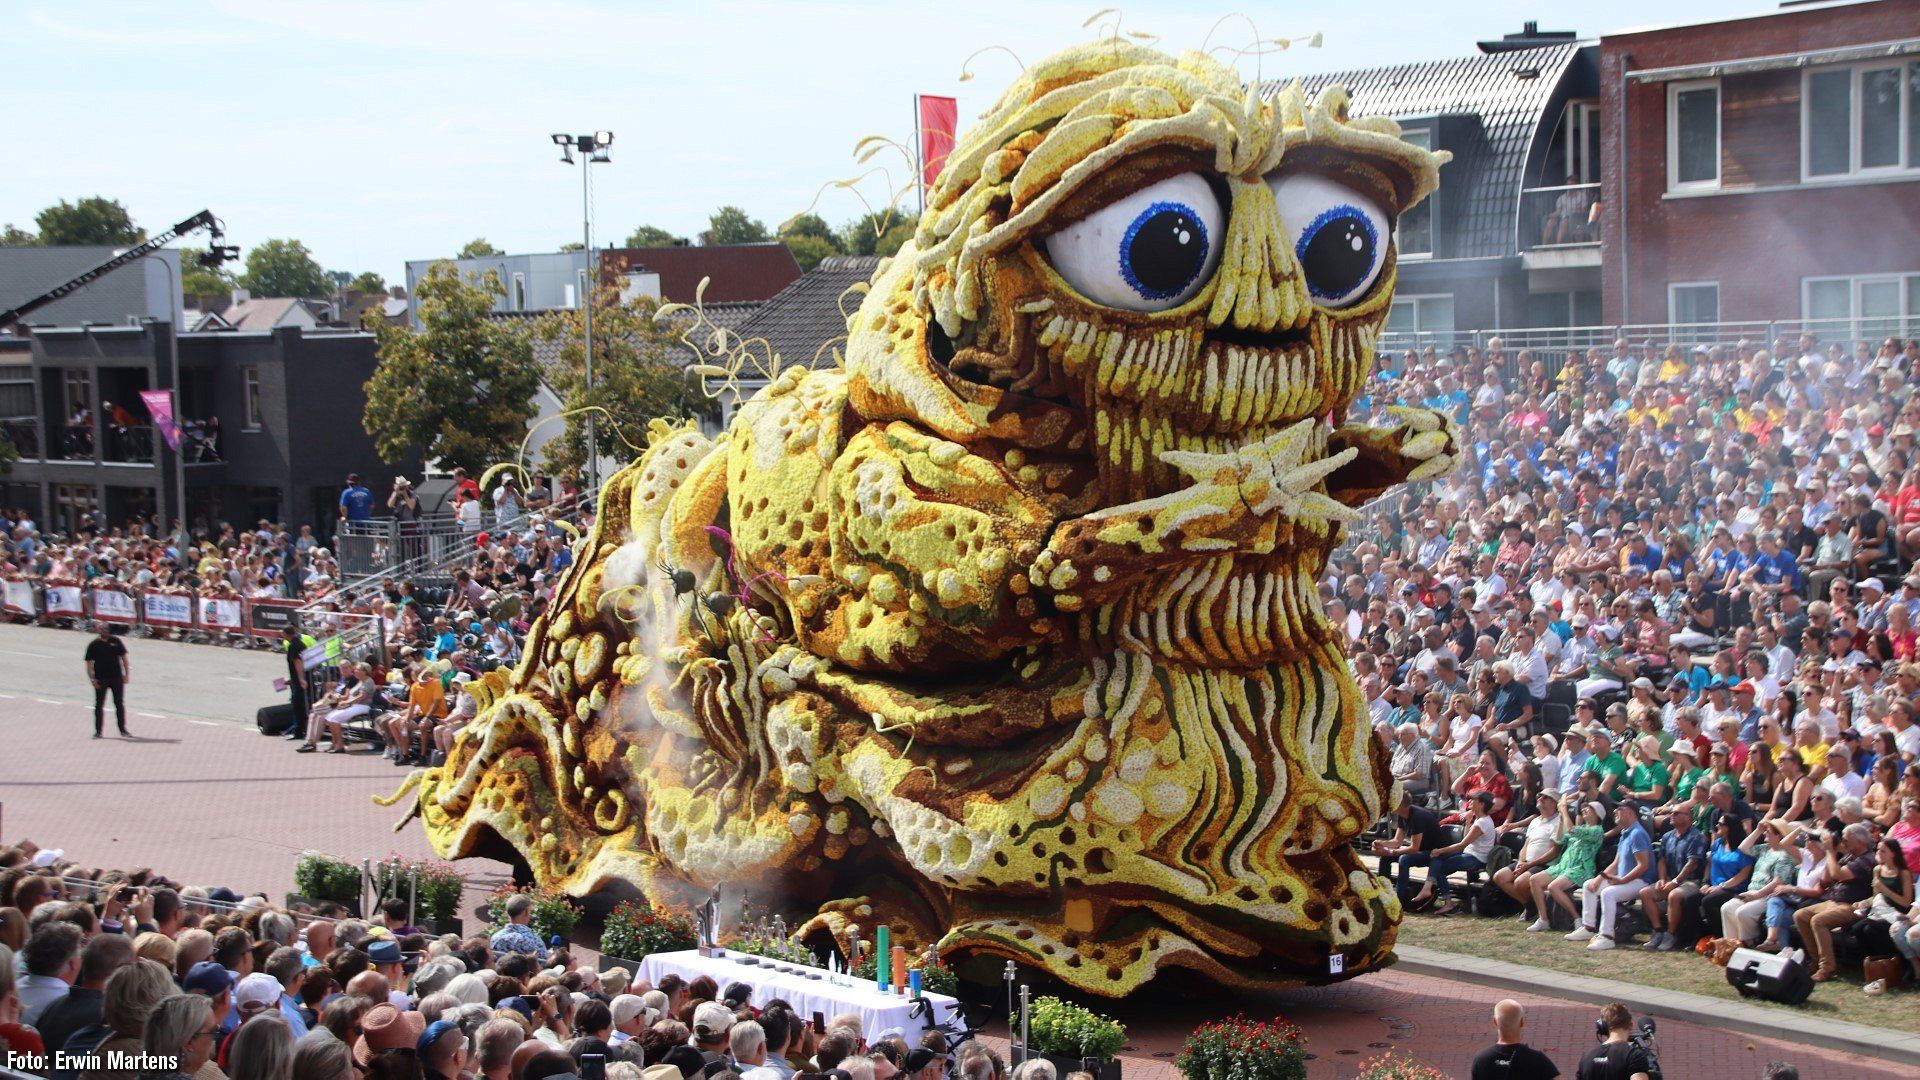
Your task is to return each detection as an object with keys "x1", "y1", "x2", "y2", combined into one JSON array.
[
  {"x1": 1041, "y1": 172, "x2": 1225, "y2": 312},
  {"x1": 1265, "y1": 171, "x2": 1390, "y2": 308}
]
